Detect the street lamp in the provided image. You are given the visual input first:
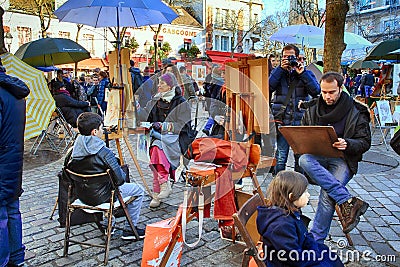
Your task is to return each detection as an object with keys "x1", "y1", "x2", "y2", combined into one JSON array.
[
  {"x1": 5, "y1": 32, "x2": 13, "y2": 52},
  {"x1": 144, "y1": 40, "x2": 151, "y2": 66}
]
